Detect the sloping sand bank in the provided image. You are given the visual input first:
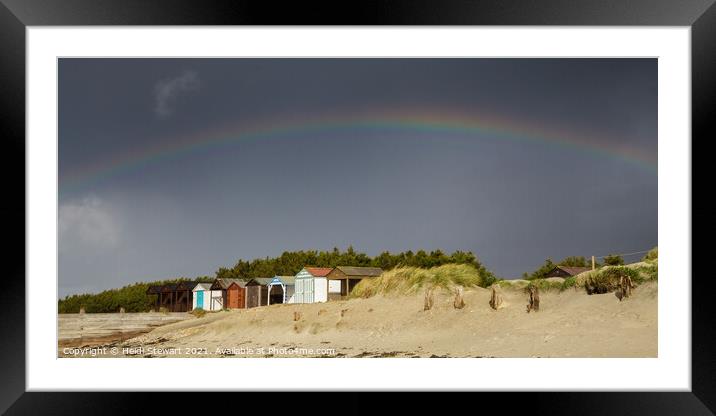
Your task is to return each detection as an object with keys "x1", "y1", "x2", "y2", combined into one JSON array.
[{"x1": 81, "y1": 282, "x2": 657, "y2": 358}]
